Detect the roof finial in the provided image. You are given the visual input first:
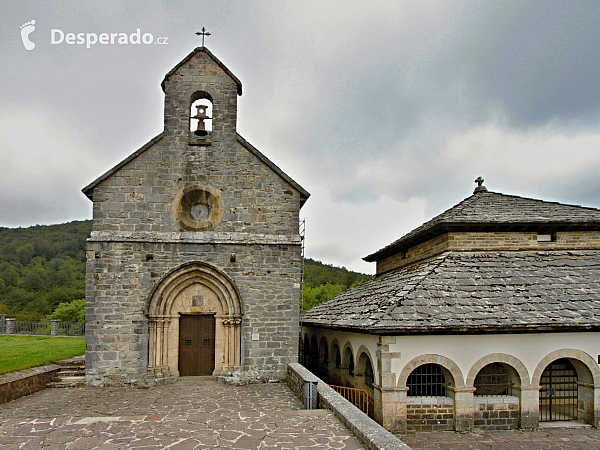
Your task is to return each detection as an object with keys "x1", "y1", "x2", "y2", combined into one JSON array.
[
  {"x1": 195, "y1": 27, "x2": 211, "y2": 47},
  {"x1": 474, "y1": 176, "x2": 488, "y2": 194}
]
